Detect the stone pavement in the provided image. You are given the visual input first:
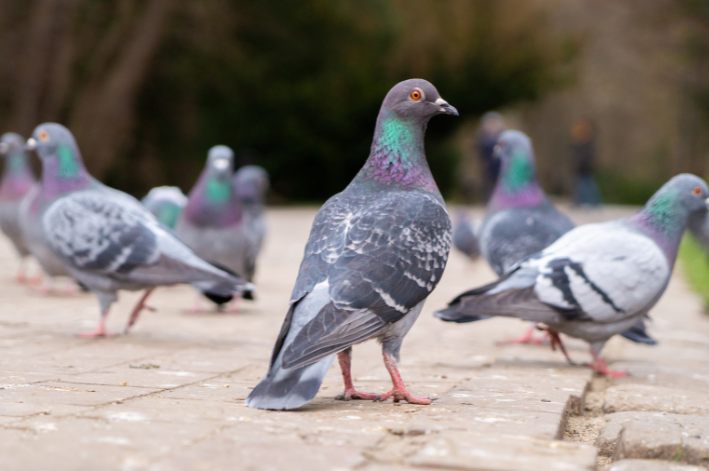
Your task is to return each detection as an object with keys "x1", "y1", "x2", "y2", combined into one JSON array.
[{"x1": 1, "y1": 206, "x2": 708, "y2": 471}]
